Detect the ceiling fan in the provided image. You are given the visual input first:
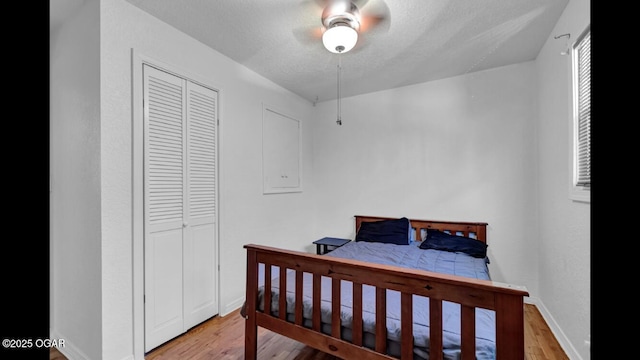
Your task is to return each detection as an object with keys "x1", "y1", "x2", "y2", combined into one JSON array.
[
  {"x1": 297, "y1": 0, "x2": 390, "y2": 125},
  {"x1": 297, "y1": 0, "x2": 390, "y2": 54}
]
